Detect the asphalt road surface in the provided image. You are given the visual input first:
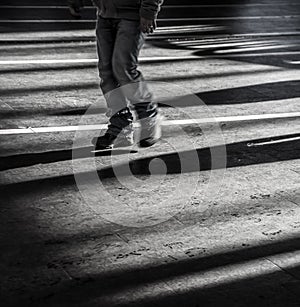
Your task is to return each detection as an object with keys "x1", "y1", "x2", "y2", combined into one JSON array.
[{"x1": 1, "y1": 1, "x2": 300, "y2": 306}]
